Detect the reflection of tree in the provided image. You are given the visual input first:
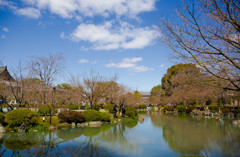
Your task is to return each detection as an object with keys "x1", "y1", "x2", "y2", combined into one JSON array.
[
  {"x1": 4, "y1": 134, "x2": 37, "y2": 151},
  {"x1": 56, "y1": 128, "x2": 85, "y2": 141},
  {"x1": 0, "y1": 123, "x2": 139, "y2": 156},
  {"x1": 98, "y1": 123, "x2": 137, "y2": 154},
  {"x1": 150, "y1": 113, "x2": 240, "y2": 156}
]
